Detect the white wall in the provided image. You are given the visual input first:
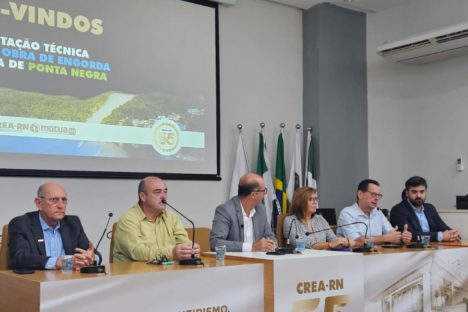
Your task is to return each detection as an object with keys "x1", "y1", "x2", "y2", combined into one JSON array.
[
  {"x1": 367, "y1": 0, "x2": 468, "y2": 211},
  {"x1": 0, "y1": 0, "x2": 303, "y2": 263}
]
